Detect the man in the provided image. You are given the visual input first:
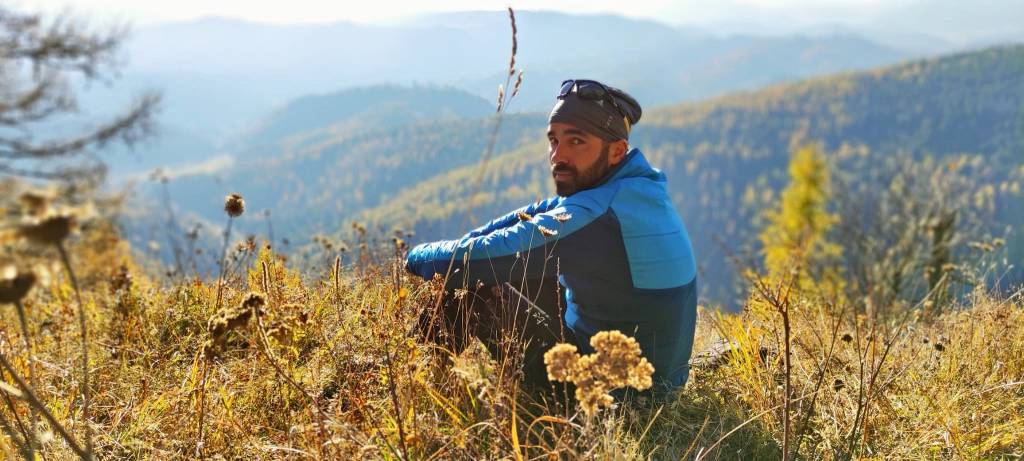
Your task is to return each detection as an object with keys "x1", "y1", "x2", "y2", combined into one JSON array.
[{"x1": 406, "y1": 79, "x2": 698, "y2": 392}]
